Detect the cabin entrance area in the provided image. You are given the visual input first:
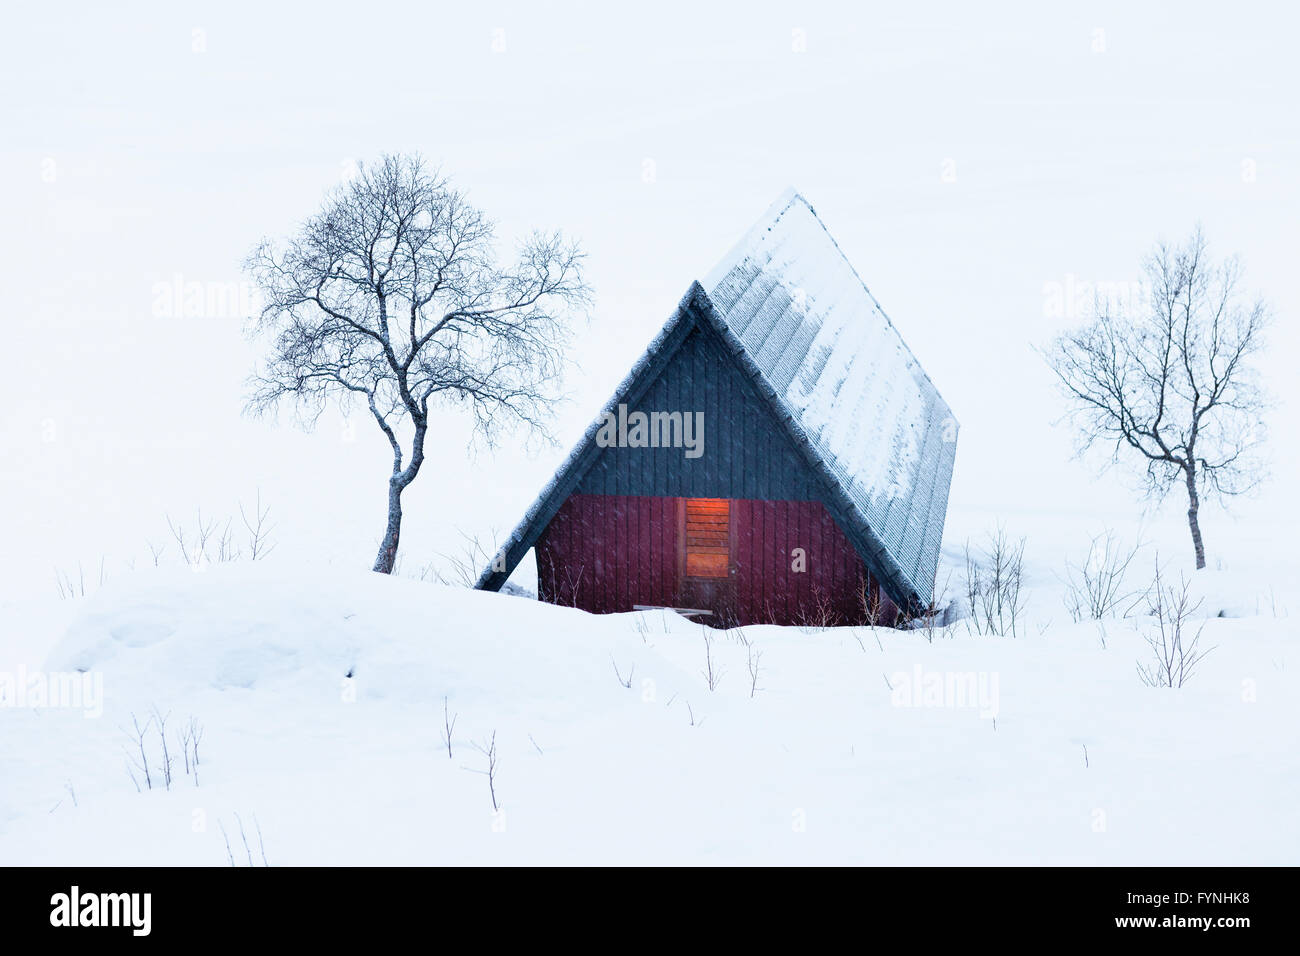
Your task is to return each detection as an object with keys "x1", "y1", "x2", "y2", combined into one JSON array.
[{"x1": 677, "y1": 497, "x2": 735, "y2": 618}]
